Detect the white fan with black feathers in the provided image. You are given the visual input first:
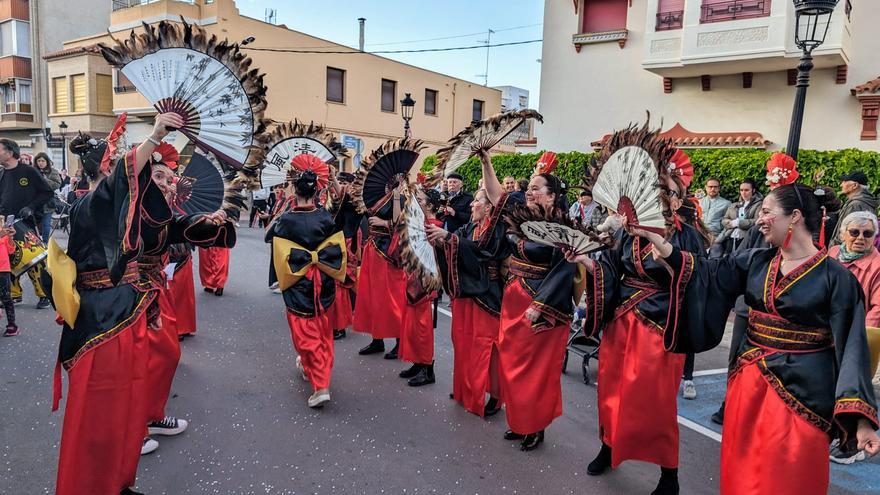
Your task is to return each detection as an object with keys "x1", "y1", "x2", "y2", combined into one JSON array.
[
  {"x1": 592, "y1": 146, "x2": 667, "y2": 236},
  {"x1": 260, "y1": 121, "x2": 349, "y2": 188},
  {"x1": 519, "y1": 221, "x2": 604, "y2": 256},
  {"x1": 398, "y1": 193, "x2": 442, "y2": 291}
]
